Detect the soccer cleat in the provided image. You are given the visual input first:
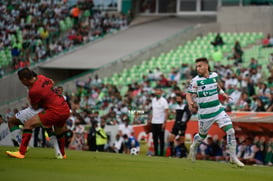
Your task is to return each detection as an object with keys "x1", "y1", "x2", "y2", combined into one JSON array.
[
  {"x1": 230, "y1": 157, "x2": 245, "y2": 167},
  {"x1": 56, "y1": 153, "x2": 67, "y2": 159},
  {"x1": 6, "y1": 151, "x2": 25, "y2": 159},
  {"x1": 56, "y1": 153, "x2": 63, "y2": 159},
  {"x1": 188, "y1": 144, "x2": 197, "y2": 162}
]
